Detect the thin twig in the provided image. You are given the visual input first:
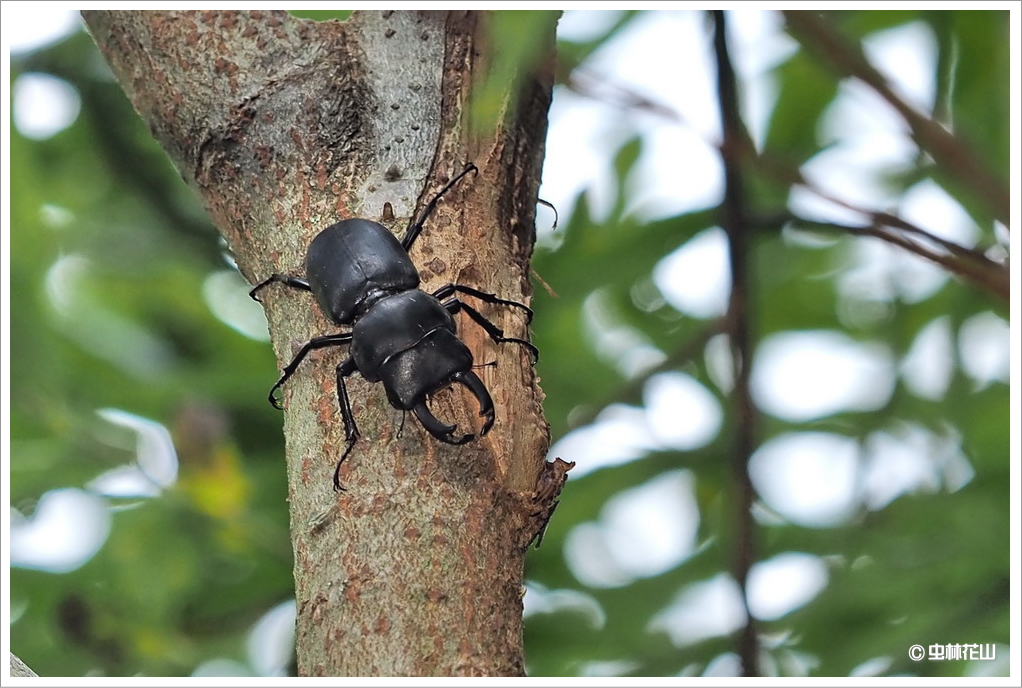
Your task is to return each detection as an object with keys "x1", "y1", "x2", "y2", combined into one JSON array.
[
  {"x1": 712, "y1": 10, "x2": 760, "y2": 678},
  {"x1": 782, "y1": 10, "x2": 1009, "y2": 226},
  {"x1": 740, "y1": 150, "x2": 1009, "y2": 303},
  {"x1": 805, "y1": 185, "x2": 996, "y2": 264},
  {"x1": 786, "y1": 214, "x2": 1010, "y2": 302},
  {"x1": 569, "y1": 319, "x2": 727, "y2": 429},
  {"x1": 567, "y1": 67, "x2": 686, "y2": 125}
]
